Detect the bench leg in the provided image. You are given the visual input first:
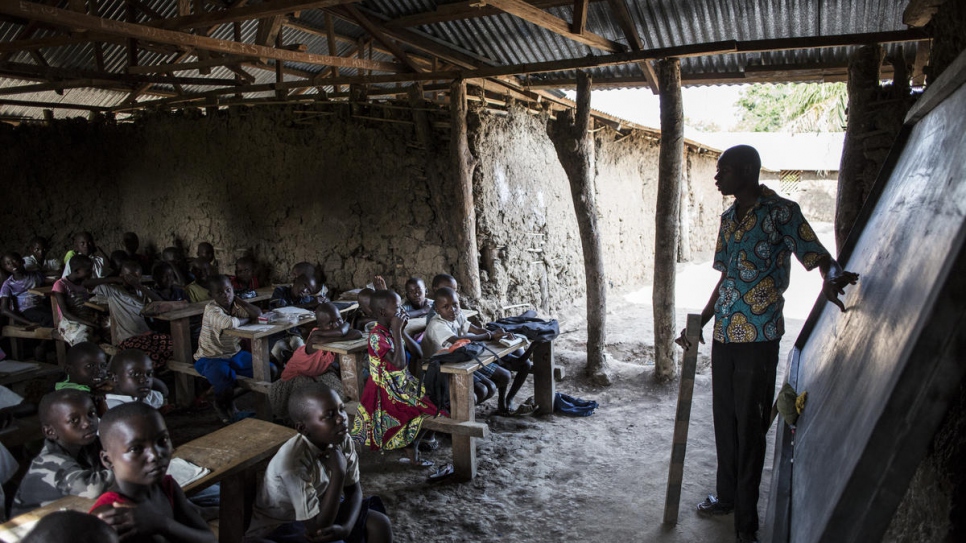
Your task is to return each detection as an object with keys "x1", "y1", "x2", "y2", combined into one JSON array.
[
  {"x1": 9, "y1": 337, "x2": 21, "y2": 360},
  {"x1": 449, "y1": 373, "x2": 476, "y2": 480},
  {"x1": 170, "y1": 320, "x2": 196, "y2": 408},
  {"x1": 219, "y1": 470, "x2": 256, "y2": 543},
  {"x1": 251, "y1": 338, "x2": 272, "y2": 420},
  {"x1": 55, "y1": 340, "x2": 67, "y2": 367},
  {"x1": 532, "y1": 341, "x2": 556, "y2": 416}
]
